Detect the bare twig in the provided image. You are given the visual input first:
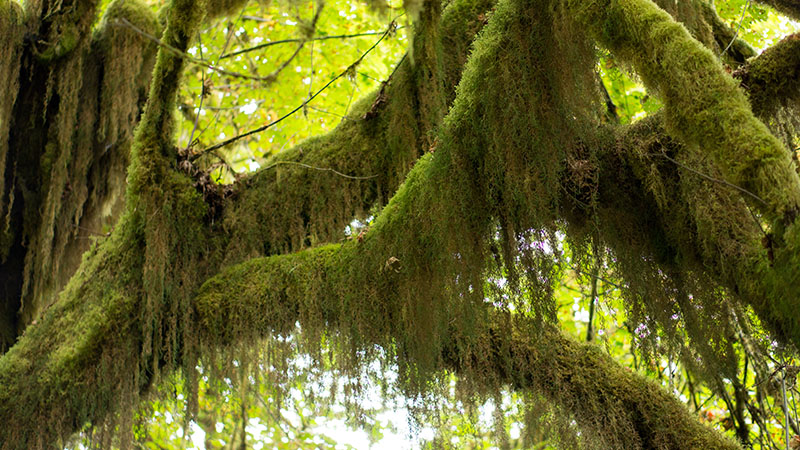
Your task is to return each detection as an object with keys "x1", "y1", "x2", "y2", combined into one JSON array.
[
  {"x1": 260, "y1": 2, "x2": 325, "y2": 85},
  {"x1": 722, "y1": 0, "x2": 751, "y2": 57},
  {"x1": 654, "y1": 152, "x2": 768, "y2": 206},
  {"x1": 185, "y1": 34, "x2": 206, "y2": 153},
  {"x1": 571, "y1": 265, "x2": 623, "y2": 290},
  {"x1": 259, "y1": 160, "x2": 377, "y2": 180},
  {"x1": 193, "y1": 19, "x2": 399, "y2": 159},
  {"x1": 219, "y1": 28, "x2": 405, "y2": 60}
]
